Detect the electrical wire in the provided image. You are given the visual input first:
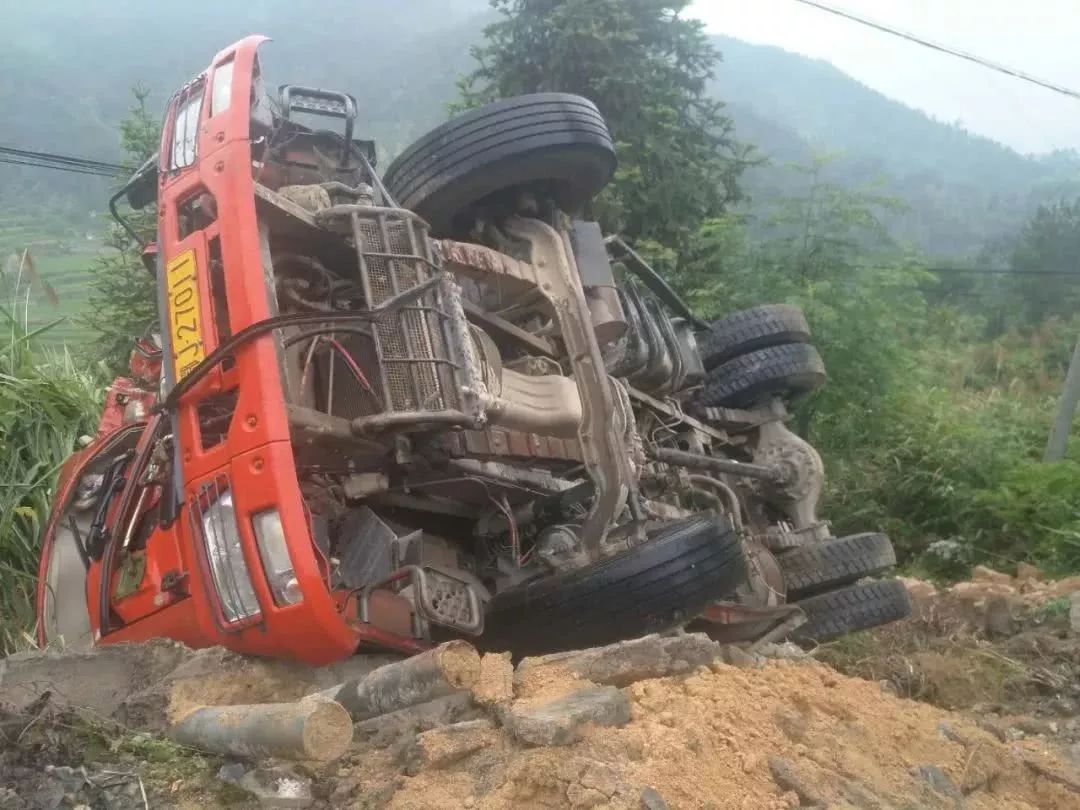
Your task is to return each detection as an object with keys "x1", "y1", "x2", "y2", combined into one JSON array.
[
  {"x1": 0, "y1": 156, "x2": 118, "y2": 178},
  {"x1": 855, "y1": 264, "x2": 1080, "y2": 278},
  {"x1": 324, "y1": 337, "x2": 376, "y2": 395},
  {"x1": 790, "y1": 0, "x2": 1080, "y2": 103},
  {"x1": 0, "y1": 145, "x2": 127, "y2": 173}
]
